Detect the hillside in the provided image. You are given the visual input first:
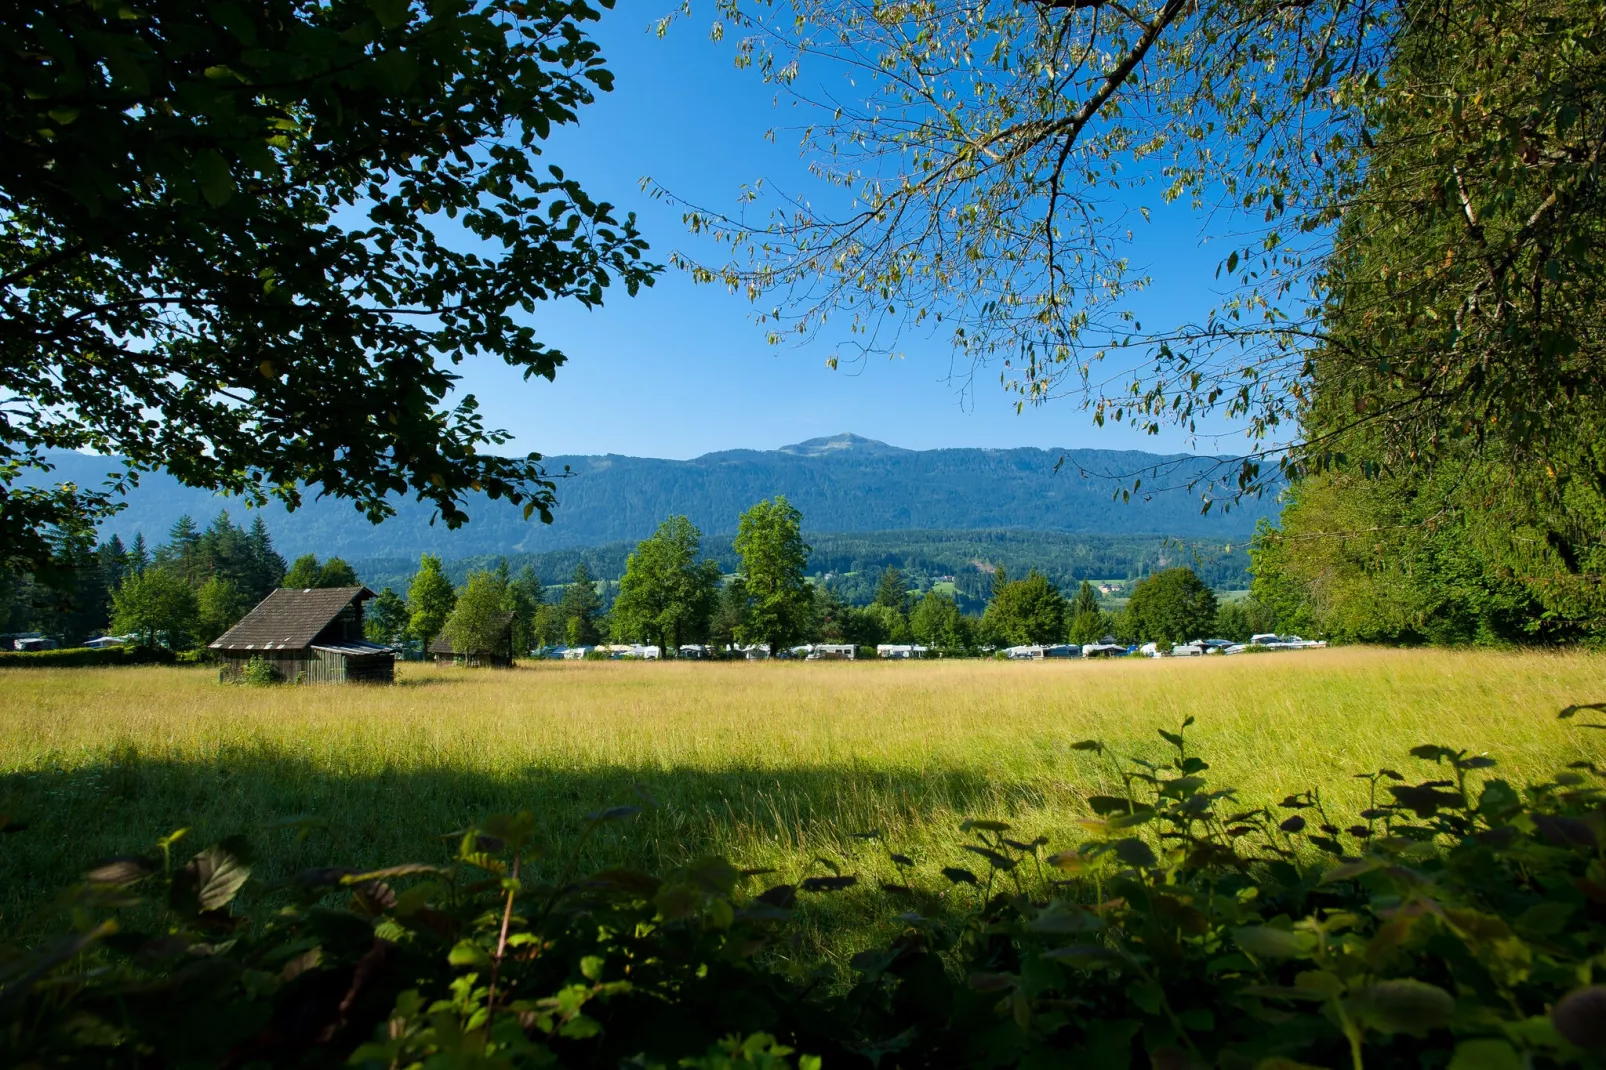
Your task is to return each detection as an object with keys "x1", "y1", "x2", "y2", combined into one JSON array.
[{"x1": 33, "y1": 434, "x2": 1275, "y2": 558}]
